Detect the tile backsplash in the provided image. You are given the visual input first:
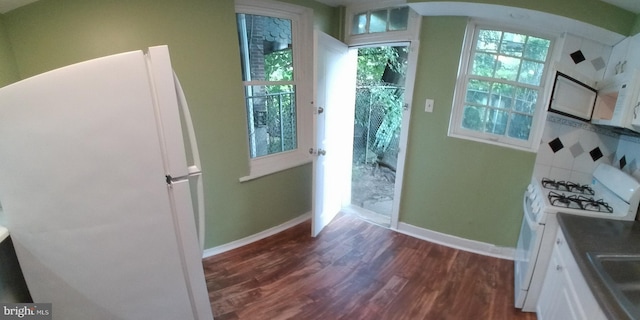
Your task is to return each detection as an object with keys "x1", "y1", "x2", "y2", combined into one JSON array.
[{"x1": 533, "y1": 113, "x2": 640, "y2": 184}]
